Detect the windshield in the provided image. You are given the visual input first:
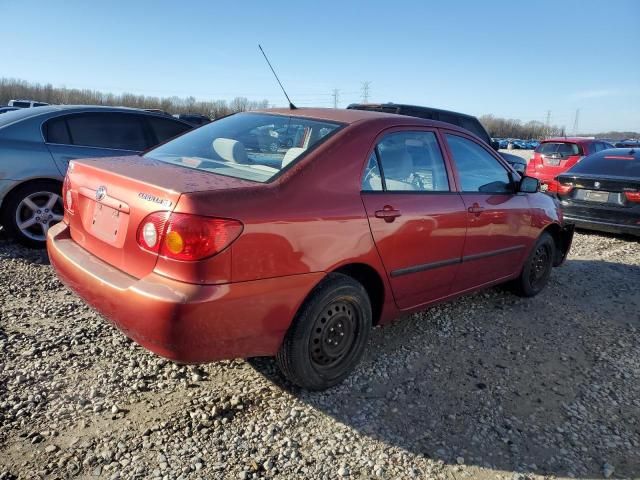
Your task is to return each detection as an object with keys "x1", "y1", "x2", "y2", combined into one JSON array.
[
  {"x1": 535, "y1": 142, "x2": 582, "y2": 156},
  {"x1": 144, "y1": 113, "x2": 343, "y2": 182}
]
